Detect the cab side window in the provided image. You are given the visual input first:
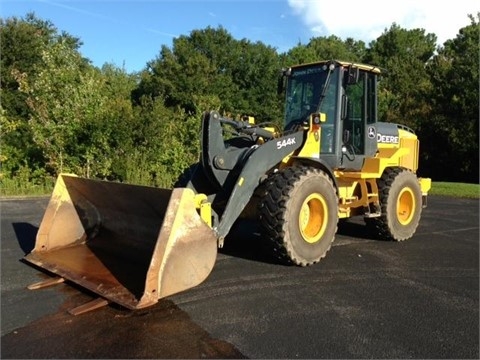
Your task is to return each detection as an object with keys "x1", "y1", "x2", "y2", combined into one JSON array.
[{"x1": 344, "y1": 72, "x2": 365, "y2": 154}]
